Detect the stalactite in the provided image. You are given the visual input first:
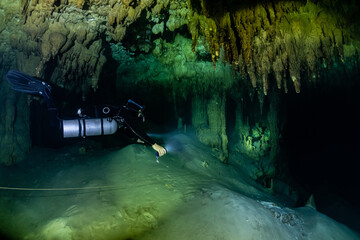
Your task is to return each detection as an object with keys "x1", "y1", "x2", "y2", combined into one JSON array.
[
  {"x1": 15, "y1": 0, "x2": 187, "y2": 96},
  {"x1": 16, "y1": 0, "x2": 360, "y2": 97},
  {"x1": 107, "y1": 0, "x2": 172, "y2": 41},
  {"x1": 17, "y1": 0, "x2": 108, "y2": 94},
  {"x1": 186, "y1": 0, "x2": 360, "y2": 95}
]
